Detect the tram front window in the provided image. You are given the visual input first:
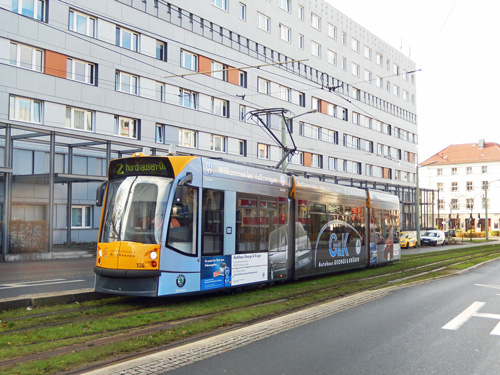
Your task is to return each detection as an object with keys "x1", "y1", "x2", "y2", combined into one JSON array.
[{"x1": 101, "y1": 176, "x2": 173, "y2": 244}]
